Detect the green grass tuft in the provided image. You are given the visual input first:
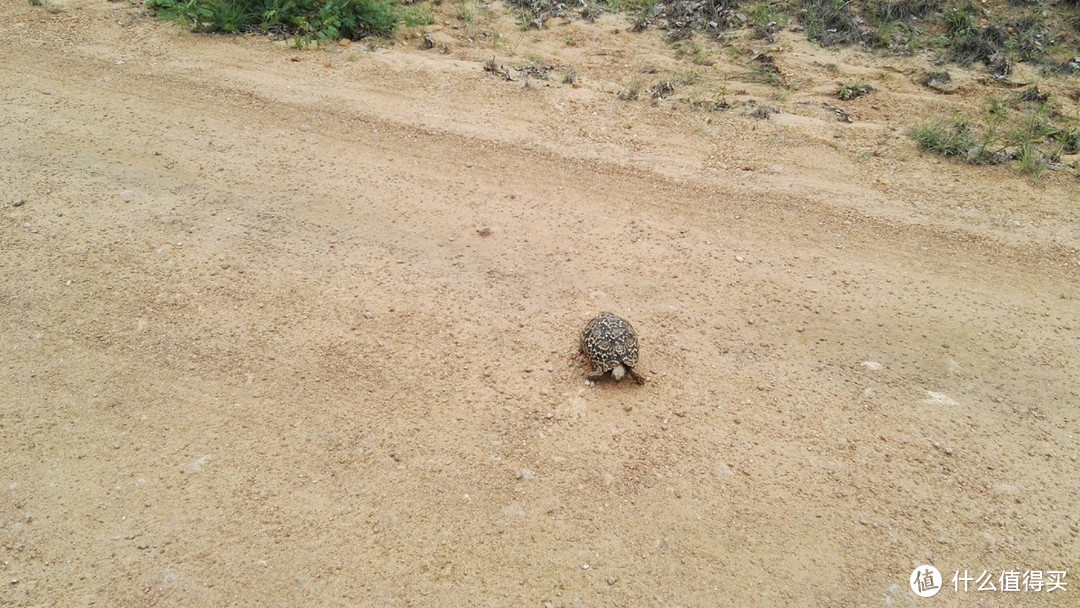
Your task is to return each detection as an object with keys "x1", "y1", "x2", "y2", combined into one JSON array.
[
  {"x1": 146, "y1": 0, "x2": 399, "y2": 41},
  {"x1": 909, "y1": 115, "x2": 981, "y2": 159}
]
